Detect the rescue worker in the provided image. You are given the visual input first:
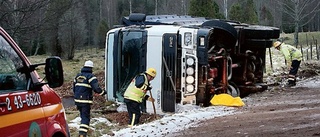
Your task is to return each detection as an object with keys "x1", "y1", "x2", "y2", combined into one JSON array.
[
  {"x1": 273, "y1": 41, "x2": 302, "y2": 87},
  {"x1": 124, "y1": 68, "x2": 156, "y2": 127},
  {"x1": 73, "y1": 60, "x2": 106, "y2": 137}
]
